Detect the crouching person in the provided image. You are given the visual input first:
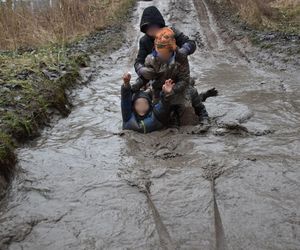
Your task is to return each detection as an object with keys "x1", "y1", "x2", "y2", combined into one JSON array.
[
  {"x1": 121, "y1": 73, "x2": 174, "y2": 133},
  {"x1": 132, "y1": 27, "x2": 210, "y2": 126}
]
